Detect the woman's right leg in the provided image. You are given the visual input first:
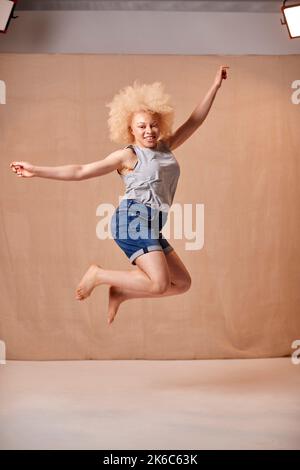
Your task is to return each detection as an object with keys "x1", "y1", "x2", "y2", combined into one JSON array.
[{"x1": 75, "y1": 250, "x2": 170, "y2": 300}]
